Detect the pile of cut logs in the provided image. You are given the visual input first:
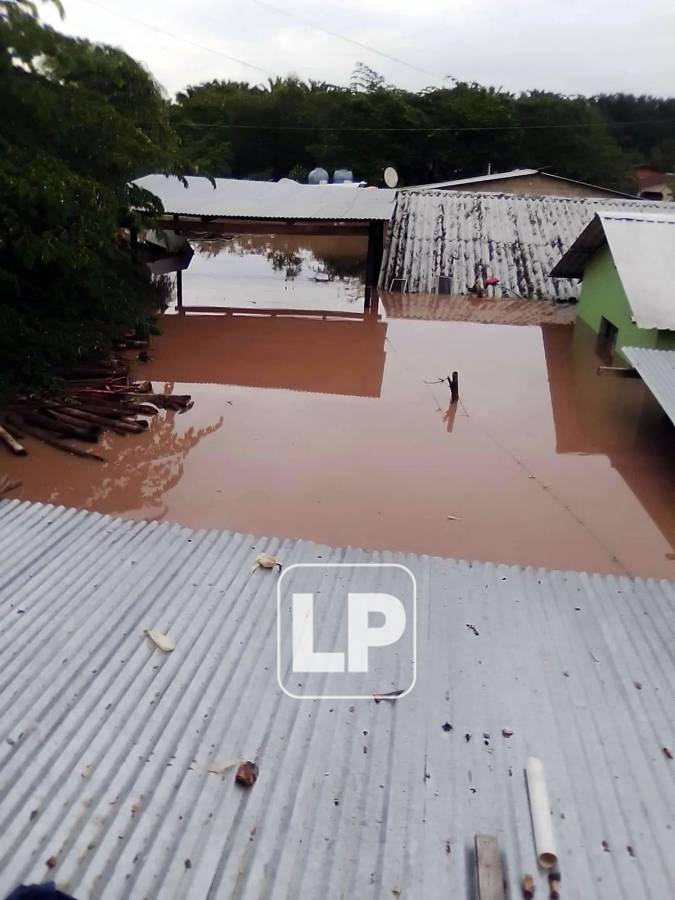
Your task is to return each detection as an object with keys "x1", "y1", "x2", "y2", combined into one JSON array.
[{"x1": 0, "y1": 358, "x2": 193, "y2": 463}]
